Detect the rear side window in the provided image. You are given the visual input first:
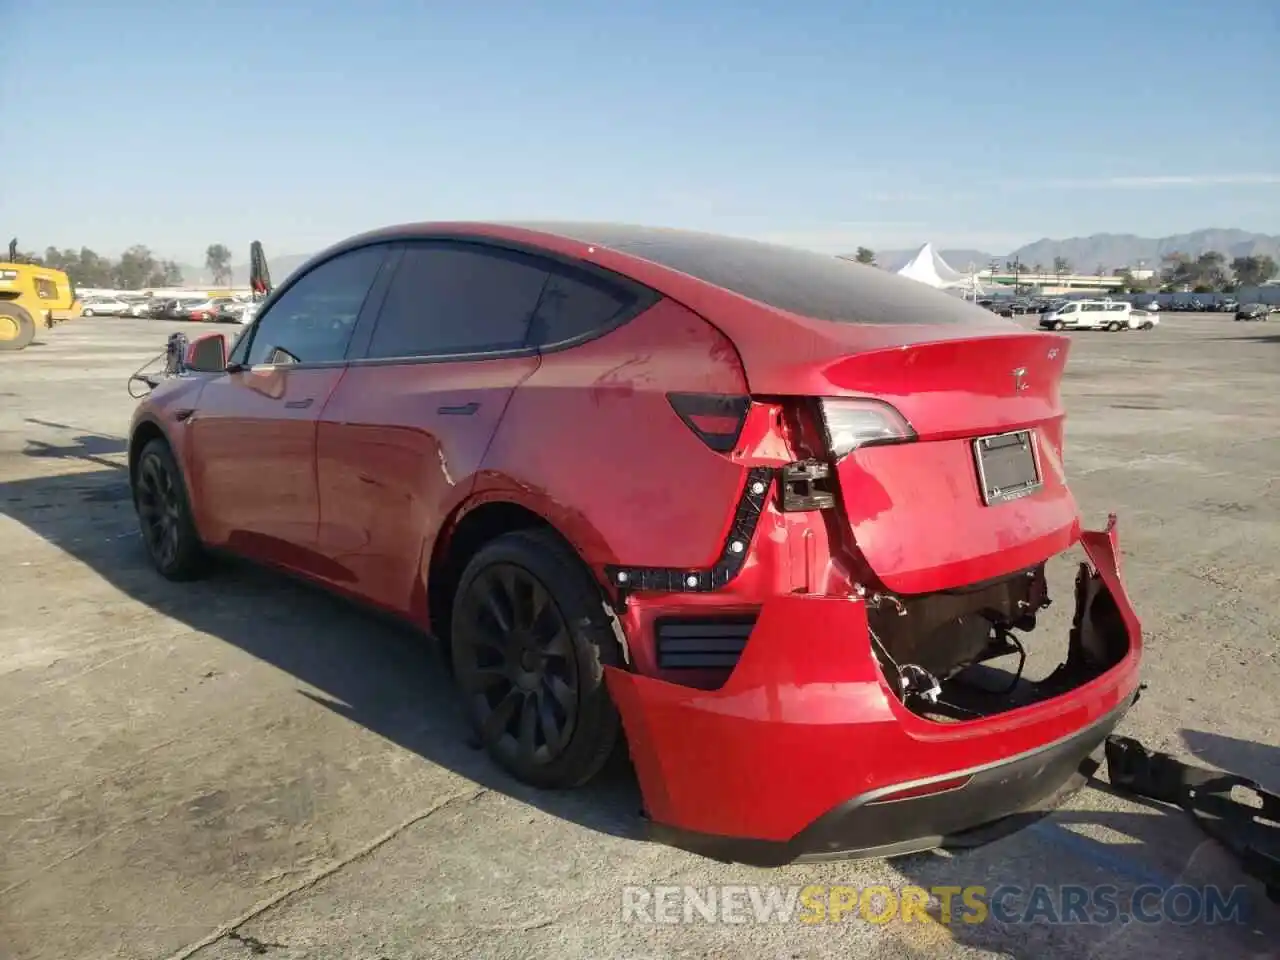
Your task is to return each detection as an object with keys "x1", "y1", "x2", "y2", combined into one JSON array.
[
  {"x1": 1107, "y1": 303, "x2": 1126, "y2": 311},
  {"x1": 528, "y1": 267, "x2": 640, "y2": 347},
  {"x1": 366, "y1": 243, "x2": 549, "y2": 359},
  {"x1": 1083, "y1": 303, "x2": 1104, "y2": 312}
]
